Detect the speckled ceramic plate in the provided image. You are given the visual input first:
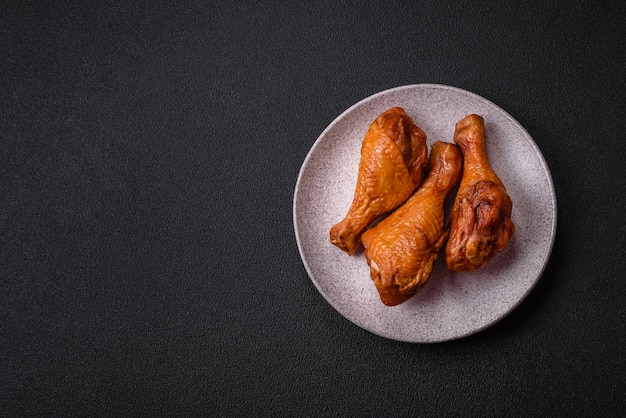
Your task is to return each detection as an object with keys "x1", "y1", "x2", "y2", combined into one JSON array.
[{"x1": 293, "y1": 84, "x2": 557, "y2": 343}]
